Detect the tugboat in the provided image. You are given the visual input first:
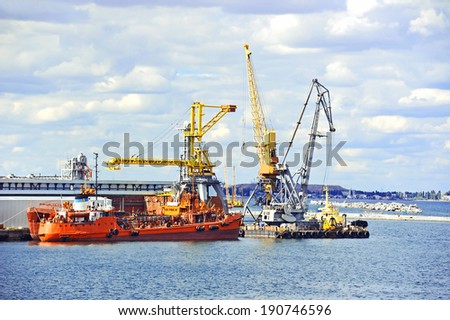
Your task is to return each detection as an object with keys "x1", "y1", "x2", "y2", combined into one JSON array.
[
  {"x1": 26, "y1": 101, "x2": 243, "y2": 242},
  {"x1": 306, "y1": 185, "x2": 369, "y2": 238},
  {"x1": 311, "y1": 185, "x2": 346, "y2": 231}
]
